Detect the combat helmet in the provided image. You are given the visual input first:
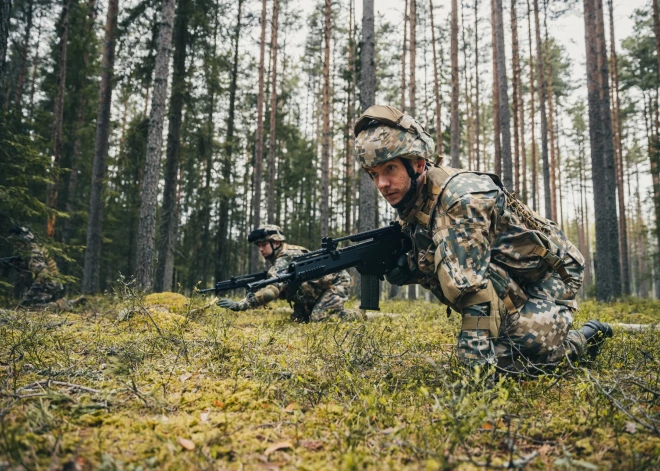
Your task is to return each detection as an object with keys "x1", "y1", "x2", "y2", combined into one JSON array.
[
  {"x1": 247, "y1": 224, "x2": 286, "y2": 244},
  {"x1": 353, "y1": 105, "x2": 435, "y2": 169},
  {"x1": 9, "y1": 226, "x2": 35, "y2": 244}
]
